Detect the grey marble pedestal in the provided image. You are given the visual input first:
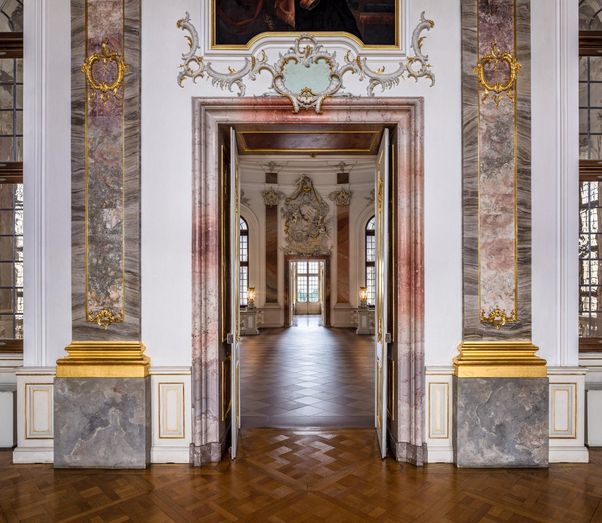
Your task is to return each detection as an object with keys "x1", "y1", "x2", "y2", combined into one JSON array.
[
  {"x1": 54, "y1": 377, "x2": 150, "y2": 468},
  {"x1": 454, "y1": 377, "x2": 549, "y2": 468}
]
